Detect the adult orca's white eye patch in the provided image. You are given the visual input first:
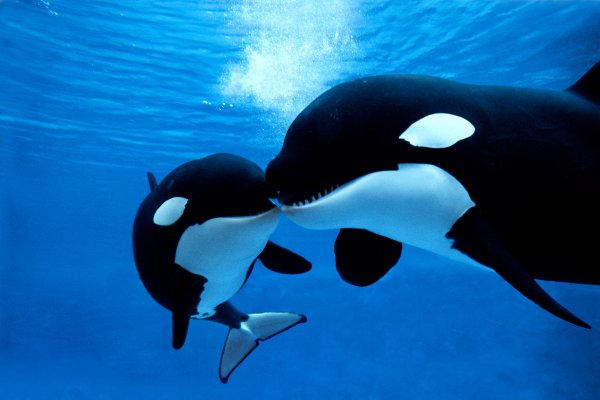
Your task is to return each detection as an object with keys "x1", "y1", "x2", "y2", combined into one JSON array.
[
  {"x1": 399, "y1": 113, "x2": 475, "y2": 148},
  {"x1": 154, "y1": 197, "x2": 189, "y2": 226}
]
